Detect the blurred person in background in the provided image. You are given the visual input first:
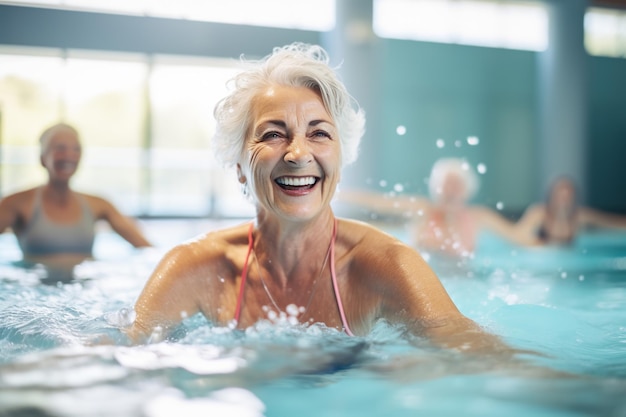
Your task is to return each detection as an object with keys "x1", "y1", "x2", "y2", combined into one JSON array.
[
  {"x1": 338, "y1": 158, "x2": 538, "y2": 259},
  {"x1": 516, "y1": 176, "x2": 626, "y2": 245},
  {"x1": 0, "y1": 123, "x2": 151, "y2": 277}
]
